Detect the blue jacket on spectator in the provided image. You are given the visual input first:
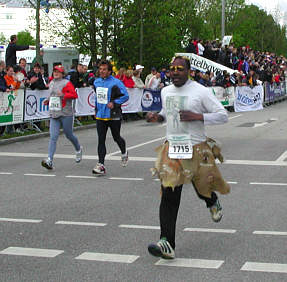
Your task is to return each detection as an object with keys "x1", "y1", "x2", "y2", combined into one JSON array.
[{"x1": 93, "y1": 75, "x2": 129, "y2": 120}]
